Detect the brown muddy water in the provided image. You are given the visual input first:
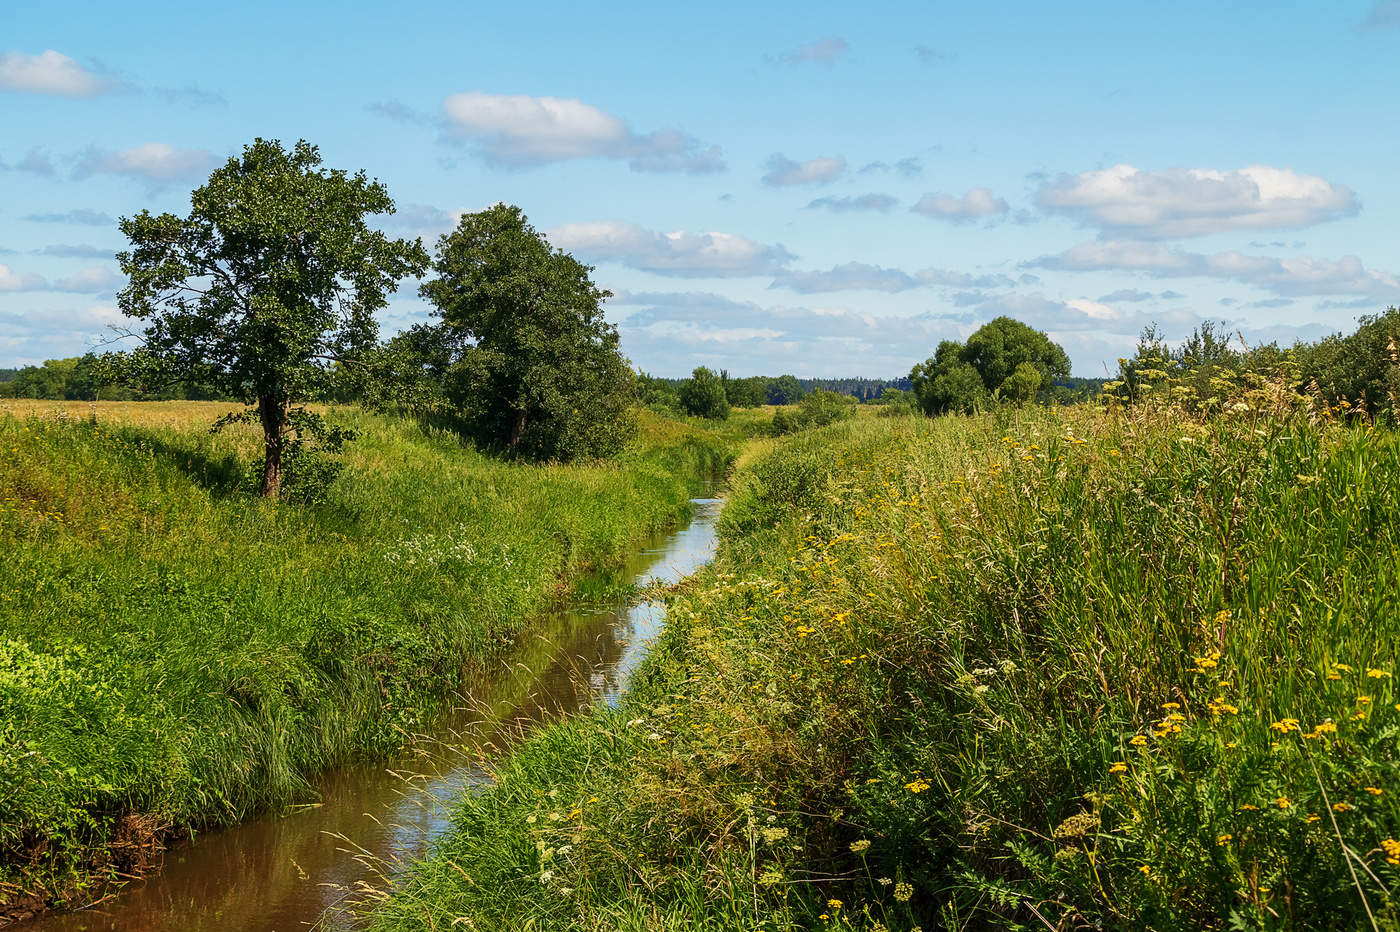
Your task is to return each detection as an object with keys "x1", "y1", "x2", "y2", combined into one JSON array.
[{"x1": 17, "y1": 497, "x2": 724, "y2": 932}]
